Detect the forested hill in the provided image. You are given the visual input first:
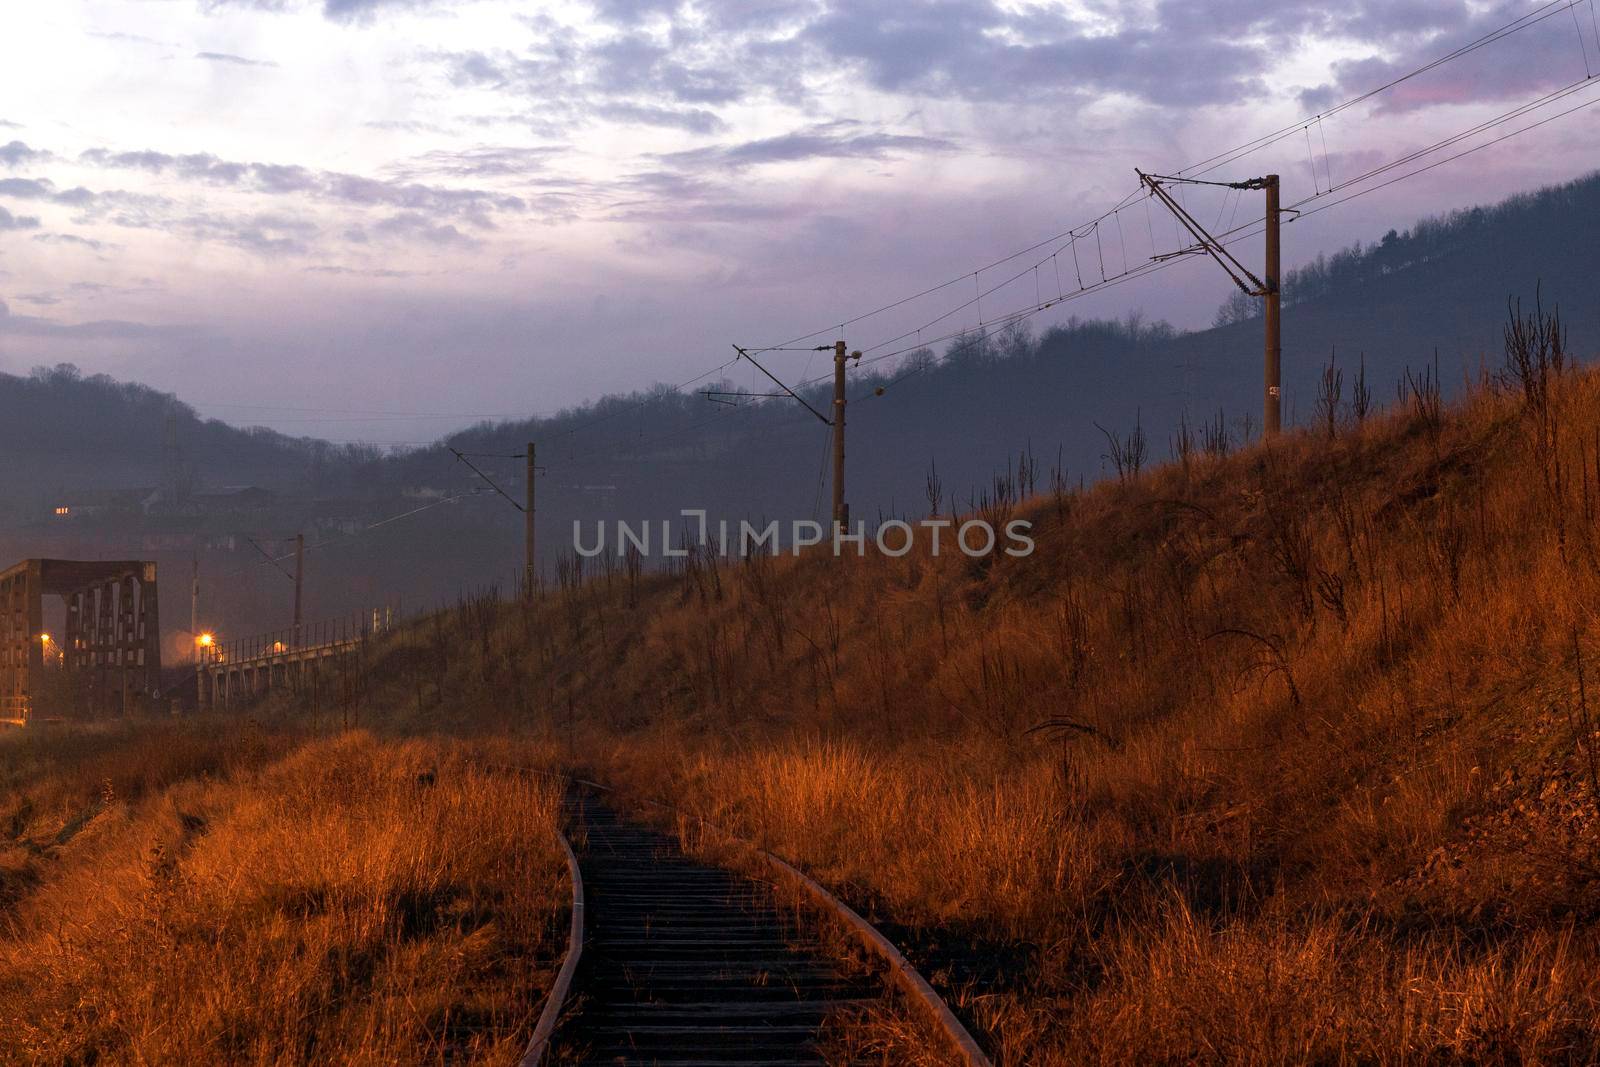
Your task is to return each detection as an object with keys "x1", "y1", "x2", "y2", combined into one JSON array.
[
  {"x1": 1216, "y1": 169, "x2": 1600, "y2": 330},
  {"x1": 403, "y1": 169, "x2": 1600, "y2": 529},
  {"x1": 2, "y1": 170, "x2": 1597, "y2": 603},
  {"x1": 0, "y1": 366, "x2": 390, "y2": 520}
]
